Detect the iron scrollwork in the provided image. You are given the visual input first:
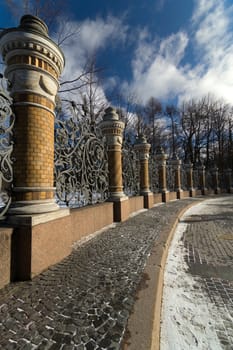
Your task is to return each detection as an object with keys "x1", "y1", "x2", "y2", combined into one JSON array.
[
  {"x1": 0, "y1": 77, "x2": 14, "y2": 218},
  {"x1": 166, "y1": 161, "x2": 176, "y2": 192},
  {"x1": 122, "y1": 139, "x2": 139, "y2": 196},
  {"x1": 149, "y1": 155, "x2": 159, "y2": 193},
  {"x1": 54, "y1": 105, "x2": 109, "y2": 208}
]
